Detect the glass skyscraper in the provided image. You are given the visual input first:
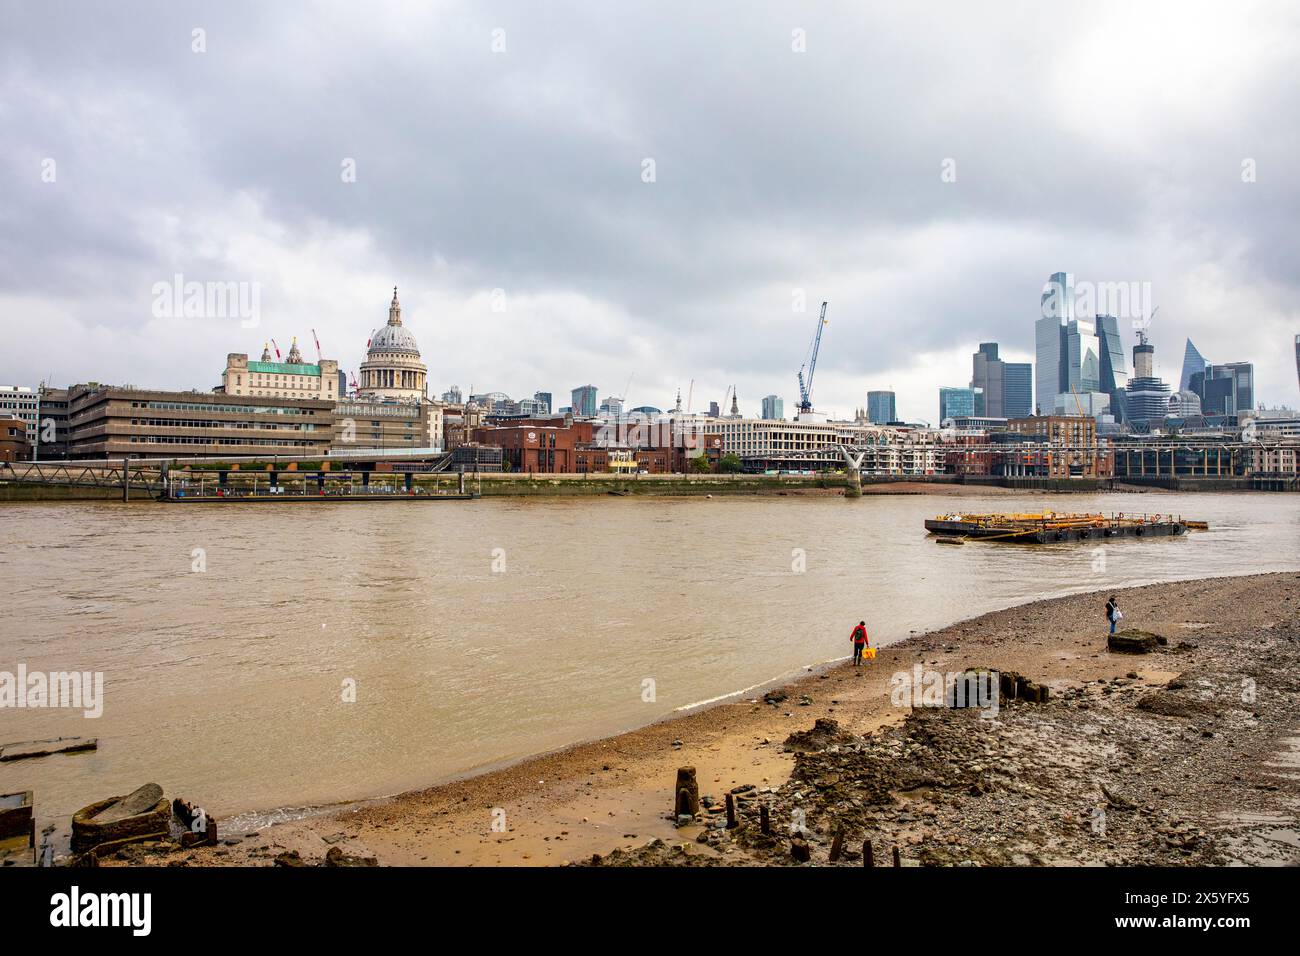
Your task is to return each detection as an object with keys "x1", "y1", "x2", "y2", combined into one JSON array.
[
  {"x1": 867, "y1": 390, "x2": 896, "y2": 424},
  {"x1": 761, "y1": 394, "x2": 784, "y2": 420},
  {"x1": 973, "y1": 342, "x2": 1033, "y2": 419},
  {"x1": 1002, "y1": 363, "x2": 1032, "y2": 419},
  {"x1": 1095, "y1": 315, "x2": 1129, "y2": 422},
  {"x1": 570, "y1": 384, "x2": 598, "y2": 417},
  {"x1": 938, "y1": 386, "x2": 977, "y2": 424},
  {"x1": 1036, "y1": 272, "x2": 1110, "y2": 416},
  {"x1": 1180, "y1": 339, "x2": 1208, "y2": 392}
]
